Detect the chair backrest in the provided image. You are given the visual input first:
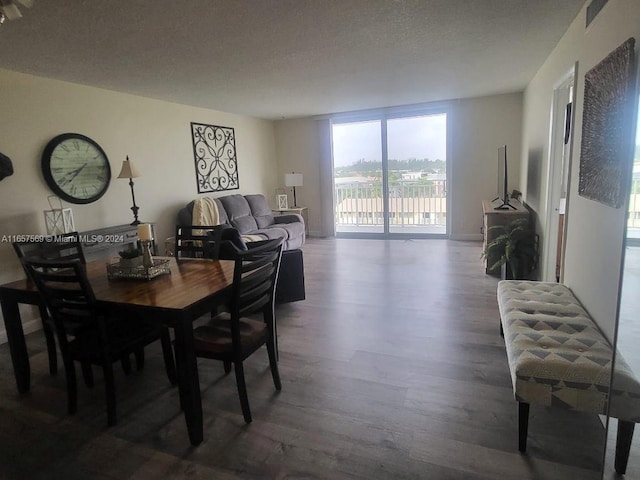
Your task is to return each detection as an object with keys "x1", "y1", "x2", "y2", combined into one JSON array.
[
  {"x1": 210, "y1": 226, "x2": 249, "y2": 260},
  {"x1": 174, "y1": 225, "x2": 225, "y2": 260},
  {"x1": 13, "y1": 232, "x2": 86, "y2": 264},
  {"x1": 21, "y1": 259, "x2": 98, "y2": 333},
  {"x1": 230, "y1": 237, "x2": 283, "y2": 321}
]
